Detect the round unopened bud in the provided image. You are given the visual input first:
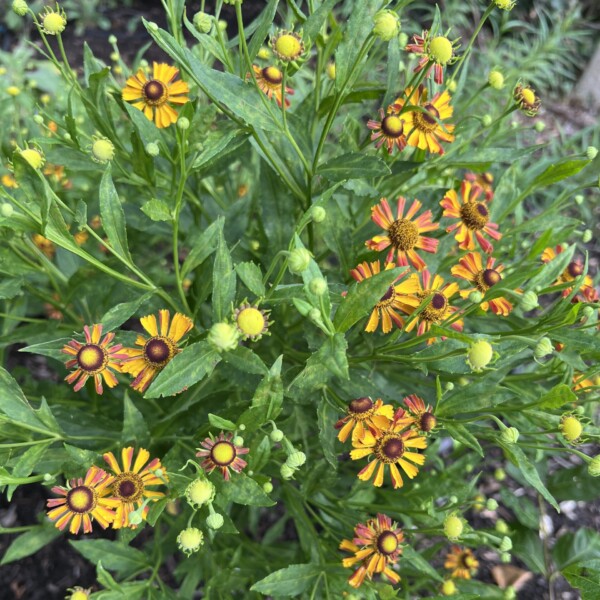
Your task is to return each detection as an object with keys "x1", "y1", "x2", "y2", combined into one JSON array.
[
  {"x1": 63, "y1": 133, "x2": 71, "y2": 141},
  {"x1": 308, "y1": 308, "x2": 322, "y2": 323},
  {"x1": 488, "y1": 70, "x2": 505, "y2": 90},
  {"x1": 494, "y1": 0, "x2": 516, "y2": 10},
  {"x1": 586, "y1": 146, "x2": 598, "y2": 161},
  {"x1": 177, "y1": 117, "x2": 190, "y2": 130},
  {"x1": 1, "y1": 203, "x2": 14, "y2": 218},
  {"x1": 447, "y1": 80, "x2": 457, "y2": 92},
  {"x1": 146, "y1": 142, "x2": 160, "y2": 156},
  {"x1": 534, "y1": 337, "x2": 553, "y2": 359},
  {"x1": 449, "y1": 495, "x2": 458, "y2": 504},
  {"x1": 128, "y1": 509, "x2": 144, "y2": 526},
  {"x1": 500, "y1": 426, "x2": 520, "y2": 444},
  {"x1": 574, "y1": 405, "x2": 585, "y2": 415},
  {"x1": 286, "y1": 451, "x2": 306, "y2": 469},
  {"x1": 481, "y1": 115, "x2": 493, "y2": 127},
  {"x1": 486, "y1": 498, "x2": 498, "y2": 511},
  {"x1": 326, "y1": 62, "x2": 336, "y2": 80},
  {"x1": 206, "y1": 512, "x2": 224, "y2": 530},
  {"x1": 208, "y1": 322, "x2": 240, "y2": 352},
  {"x1": 91, "y1": 138, "x2": 115, "y2": 163},
  {"x1": 496, "y1": 519, "x2": 509, "y2": 534},
  {"x1": 288, "y1": 248, "x2": 312, "y2": 274},
  {"x1": 445, "y1": 382, "x2": 454, "y2": 391},
  {"x1": 217, "y1": 20, "x2": 227, "y2": 32},
  {"x1": 560, "y1": 415, "x2": 583, "y2": 442},
  {"x1": 280, "y1": 463, "x2": 295, "y2": 479},
  {"x1": 257, "y1": 47, "x2": 271, "y2": 60},
  {"x1": 232, "y1": 435, "x2": 244, "y2": 446},
  {"x1": 263, "y1": 481, "x2": 273, "y2": 493},
  {"x1": 185, "y1": 478, "x2": 215, "y2": 508},
  {"x1": 443, "y1": 514, "x2": 464, "y2": 541},
  {"x1": 520, "y1": 290, "x2": 538, "y2": 311},
  {"x1": 270, "y1": 428, "x2": 284, "y2": 443},
  {"x1": 238, "y1": 424, "x2": 246, "y2": 431},
  {"x1": 494, "y1": 468, "x2": 506, "y2": 481},
  {"x1": 441, "y1": 580, "x2": 457, "y2": 596},
  {"x1": 582, "y1": 306, "x2": 595, "y2": 321},
  {"x1": 499, "y1": 536, "x2": 513, "y2": 552},
  {"x1": 309, "y1": 277, "x2": 327, "y2": 296},
  {"x1": 504, "y1": 587, "x2": 517, "y2": 600},
  {"x1": 193, "y1": 11, "x2": 212, "y2": 34},
  {"x1": 467, "y1": 340, "x2": 493, "y2": 372},
  {"x1": 13, "y1": 0, "x2": 28, "y2": 16},
  {"x1": 373, "y1": 10, "x2": 400, "y2": 42},
  {"x1": 574, "y1": 194, "x2": 584, "y2": 205},
  {"x1": 501, "y1": 552, "x2": 511, "y2": 563},
  {"x1": 33, "y1": 114, "x2": 44, "y2": 125},
  {"x1": 108, "y1": 34, "x2": 117, "y2": 44},
  {"x1": 469, "y1": 290, "x2": 483, "y2": 304},
  {"x1": 588, "y1": 455, "x2": 600, "y2": 477},
  {"x1": 311, "y1": 206, "x2": 326, "y2": 223},
  {"x1": 582, "y1": 229, "x2": 593, "y2": 243},
  {"x1": 534, "y1": 120, "x2": 546, "y2": 132},
  {"x1": 177, "y1": 527, "x2": 204, "y2": 555},
  {"x1": 430, "y1": 36, "x2": 453, "y2": 65}
]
